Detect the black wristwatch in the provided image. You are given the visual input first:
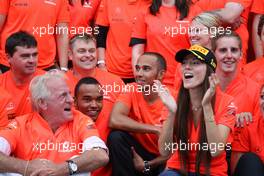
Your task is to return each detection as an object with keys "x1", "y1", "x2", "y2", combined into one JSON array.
[
  {"x1": 66, "y1": 160, "x2": 78, "y2": 175},
  {"x1": 143, "y1": 160, "x2": 151, "y2": 173}
]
